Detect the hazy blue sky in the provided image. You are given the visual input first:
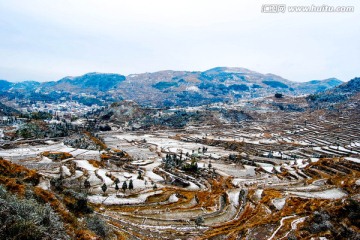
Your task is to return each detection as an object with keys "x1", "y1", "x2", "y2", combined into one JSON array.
[{"x1": 0, "y1": 0, "x2": 359, "y2": 82}]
